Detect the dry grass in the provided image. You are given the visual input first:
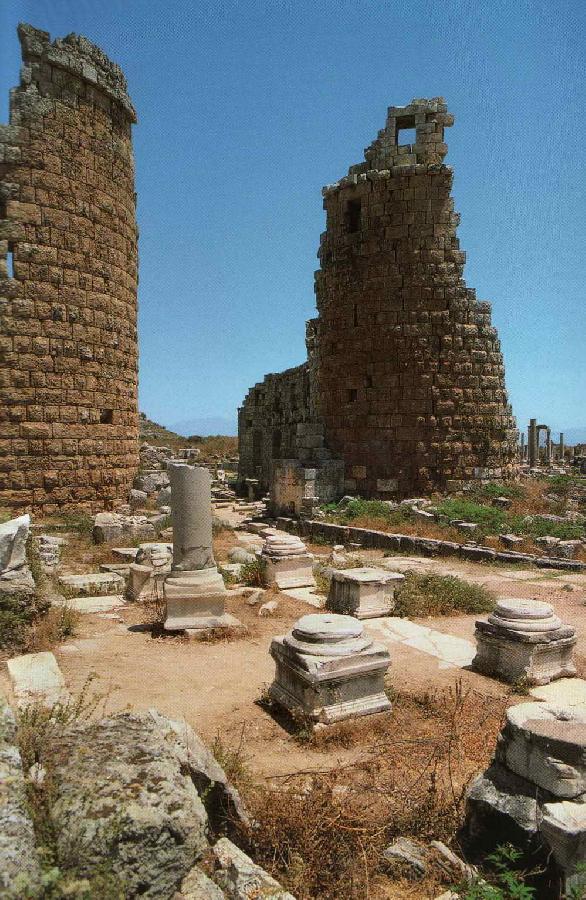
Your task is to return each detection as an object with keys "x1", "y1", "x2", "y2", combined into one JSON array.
[
  {"x1": 224, "y1": 682, "x2": 507, "y2": 900},
  {"x1": 348, "y1": 515, "x2": 464, "y2": 544},
  {"x1": 25, "y1": 604, "x2": 81, "y2": 652}
]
